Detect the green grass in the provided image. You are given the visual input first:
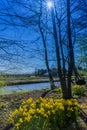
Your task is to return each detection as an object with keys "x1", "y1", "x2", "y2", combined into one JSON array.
[
  {"x1": 0, "y1": 75, "x2": 7, "y2": 87},
  {"x1": 0, "y1": 74, "x2": 57, "y2": 87},
  {"x1": 78, "y1": 70, "x2": 87, "y2": 77},
  {"x1": 0, "y1": 75, "x2": 50, "y2": 87}
]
